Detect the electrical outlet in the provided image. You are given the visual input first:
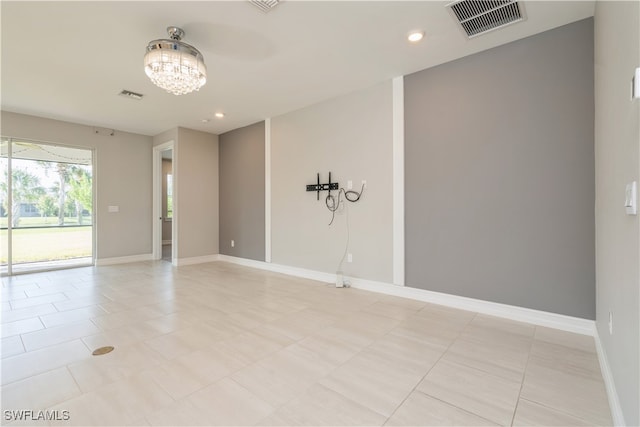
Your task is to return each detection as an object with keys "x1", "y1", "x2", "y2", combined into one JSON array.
[
  {"x1": 347, "y1": 180, "x2": 353, "y2": 190},
  {"x1": 347, "y1": 253, "x2": 353, "y2": 263},
  {"x1": 609, "y1": 311, "x2": 613, "y2": 335},
  {"x1": 231, "y1": 240, "x2": 235, "y2": 248}
]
